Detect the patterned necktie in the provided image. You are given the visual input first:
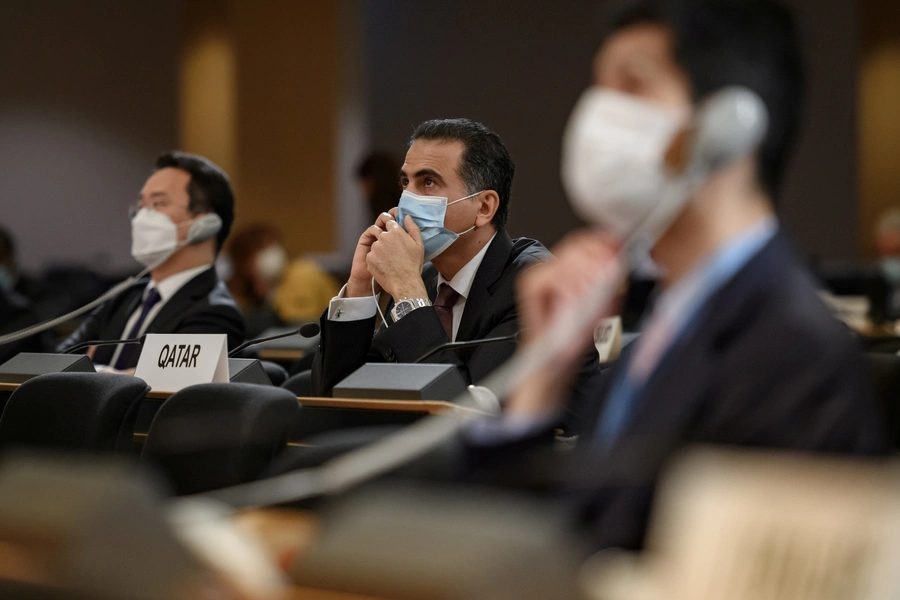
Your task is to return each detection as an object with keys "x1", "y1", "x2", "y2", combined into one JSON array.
[
  {"x1": 434, "y1": 283, "x2": 460, "y2": 340},
  {"x1": 113, "y1": 287, "x2": 162, "y2": 369}
]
